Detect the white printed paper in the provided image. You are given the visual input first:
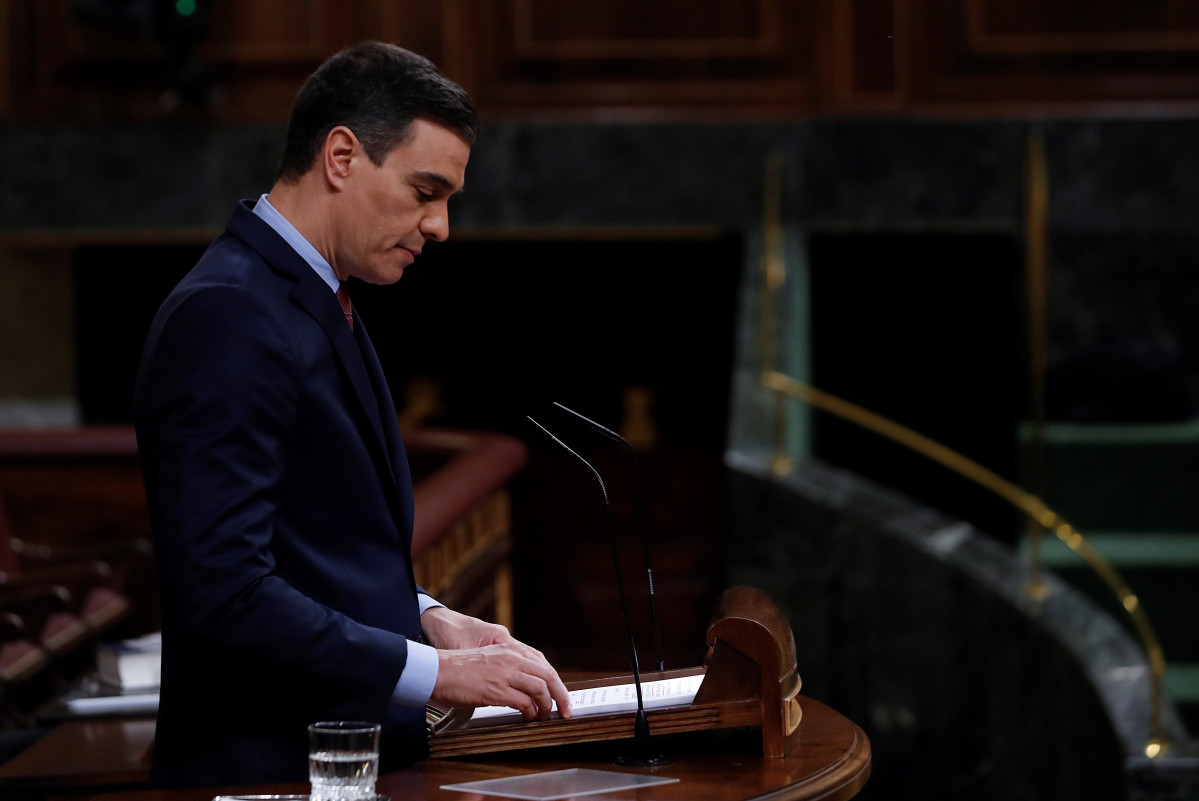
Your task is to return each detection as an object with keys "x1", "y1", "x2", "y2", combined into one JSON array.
[{"x1": 467, "y1": 673, "x2": 703, "y2": 725}]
